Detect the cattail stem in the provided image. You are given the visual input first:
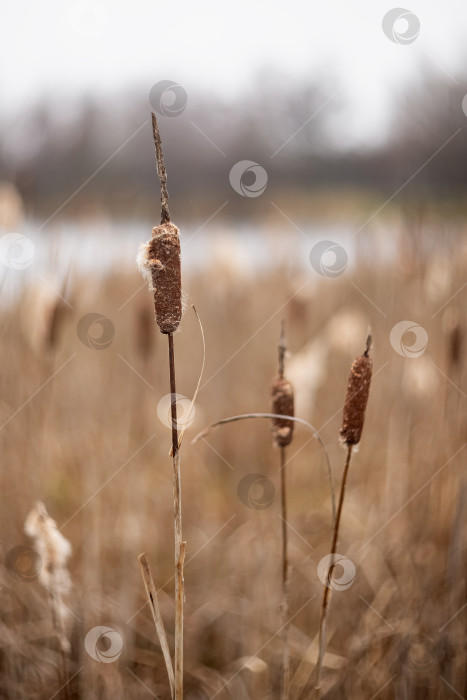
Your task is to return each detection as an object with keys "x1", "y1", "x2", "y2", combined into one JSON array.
[
  {"x1": 280, "y1": 445, "x2": 290, "y2": 700},
  {"x1": 278, "y1": 320, "x2": 286, "y2": 380},
  {"x1": 280, "y1": 447, "x2": 288, "y2": 591},
  {"x1": 315, "y1": 443, "x2": 353, "y2": 695},
  {"x1": 175, "y1": 541, "x2": 186, "y2": 700},
  {"x1": 168, "y1": 334, "x2": 178, "y2": 457},
  {"x1": 168, "y1": 332, "x2": 184, "y2": 700}
]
